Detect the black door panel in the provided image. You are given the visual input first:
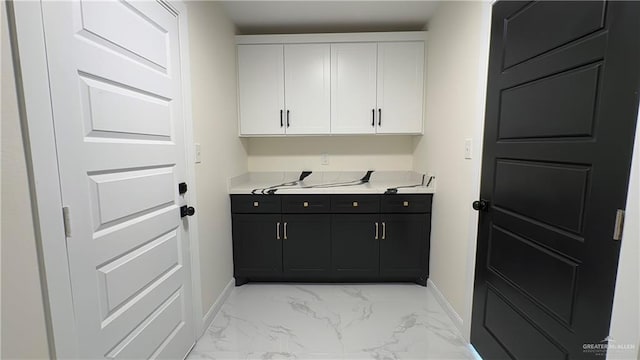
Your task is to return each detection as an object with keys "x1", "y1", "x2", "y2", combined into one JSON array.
[
  {"x1": 379, "y1": 213, "x2": 429, "y2": 282},
  {"x1": 331, "y1": 214, "x2": 380, "y2": 279},
  {"x1": 471, "y1": 1, "x2": 640, "y2": 359},
  {"x1": 283, "y1": 214, "x2": 331, "y2": 278},
  {"x1": 232, "y1": 214, "x2": 282, "y2": 278}
]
